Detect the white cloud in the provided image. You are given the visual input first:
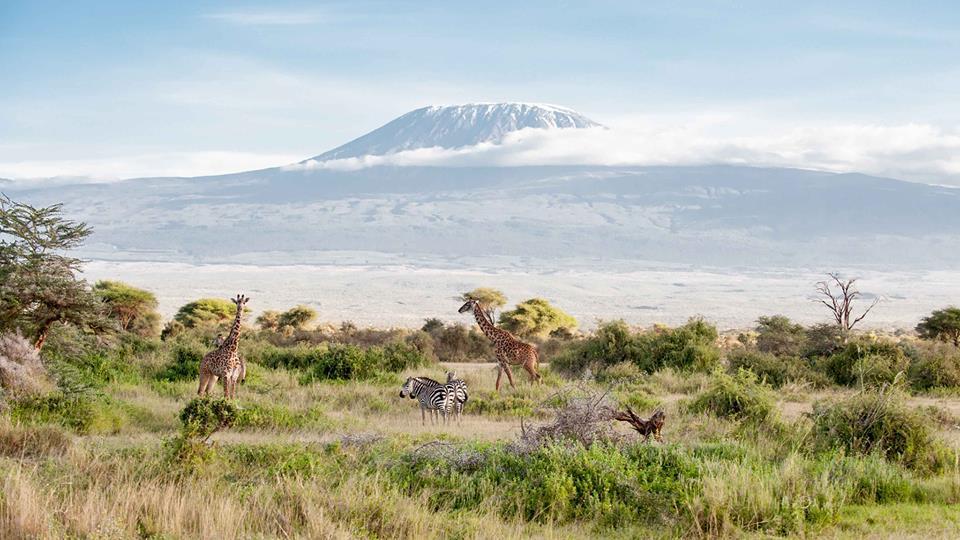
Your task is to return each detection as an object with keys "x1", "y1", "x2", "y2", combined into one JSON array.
[
  {"x1": 290, "y1": 119, "x2": 960, "y2": 184},
  {"x1": 0, "y1": 151, "x2": 302, "y2": 183},
  {"x1": 204, "y1": 11, "x2": 325, "y2": 26}
]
